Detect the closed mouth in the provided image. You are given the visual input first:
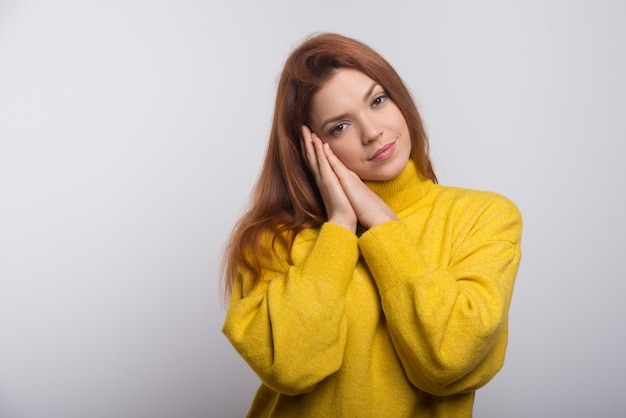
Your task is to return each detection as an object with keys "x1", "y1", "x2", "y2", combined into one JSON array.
[{"x1": 369, "y1": 140, "x2": 397, "y2": 161}]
